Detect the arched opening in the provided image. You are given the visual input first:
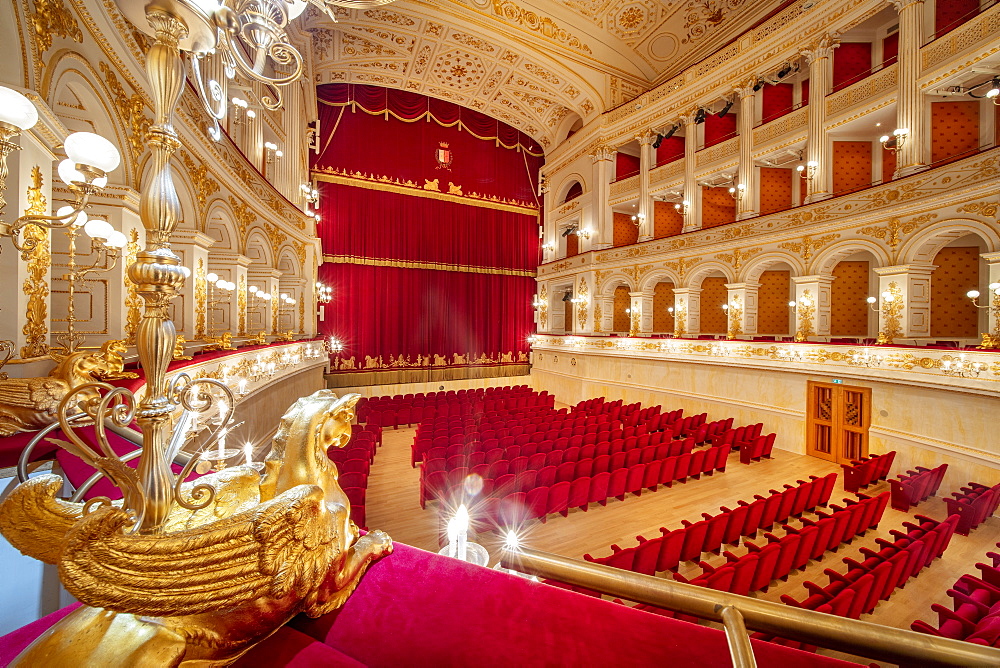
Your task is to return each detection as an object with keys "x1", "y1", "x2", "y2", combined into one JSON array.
[
  {"x1": 699, "y1": 273, "x2": 728, "y2": 335},
  {"x1": 652, "y1": 281, "x2": 675, "y2": 333},
  {"x1": 562, "y1": 181, "x2": 583, "y2": 204},
  {"x1": 757, "y1": 263, "x2": 794, "y2": 336},
  {"x1": 613, "y1": 285, "x2": 631, "y2": 333},
  {"x1": 930, "y1": 234, "x2": 984, "y2": 339},
  {"x1": 831, "y1": 252, "x2": 878, "y2": 339}
]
